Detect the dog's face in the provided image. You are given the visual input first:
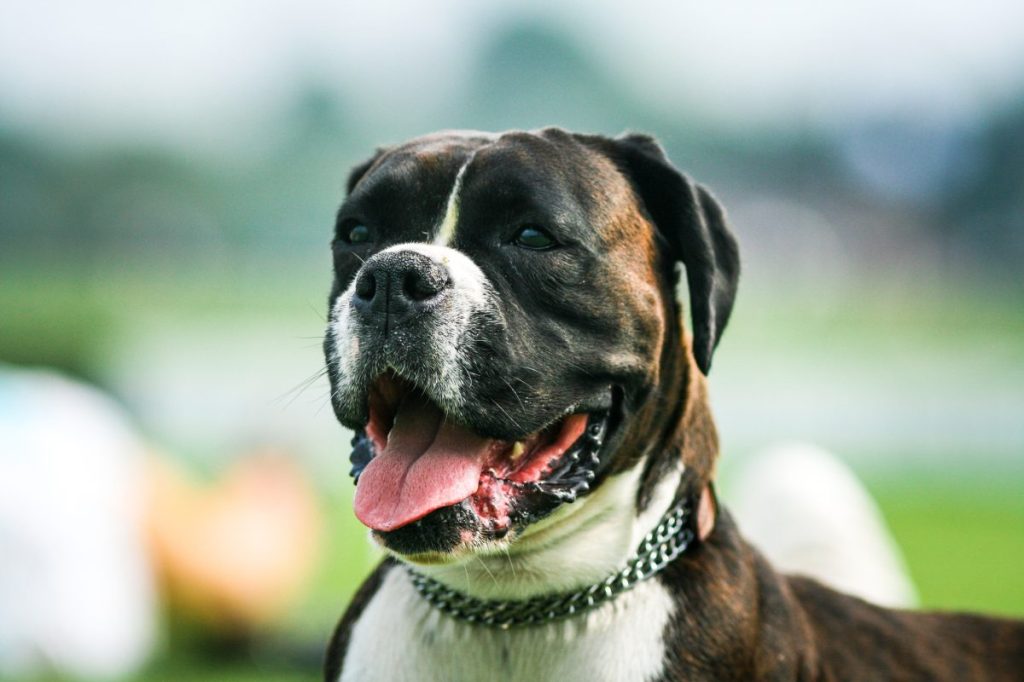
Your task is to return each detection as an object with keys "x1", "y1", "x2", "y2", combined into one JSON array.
[{"x1": 324, "y1": 128, "x2": 738, "y2": 561}]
